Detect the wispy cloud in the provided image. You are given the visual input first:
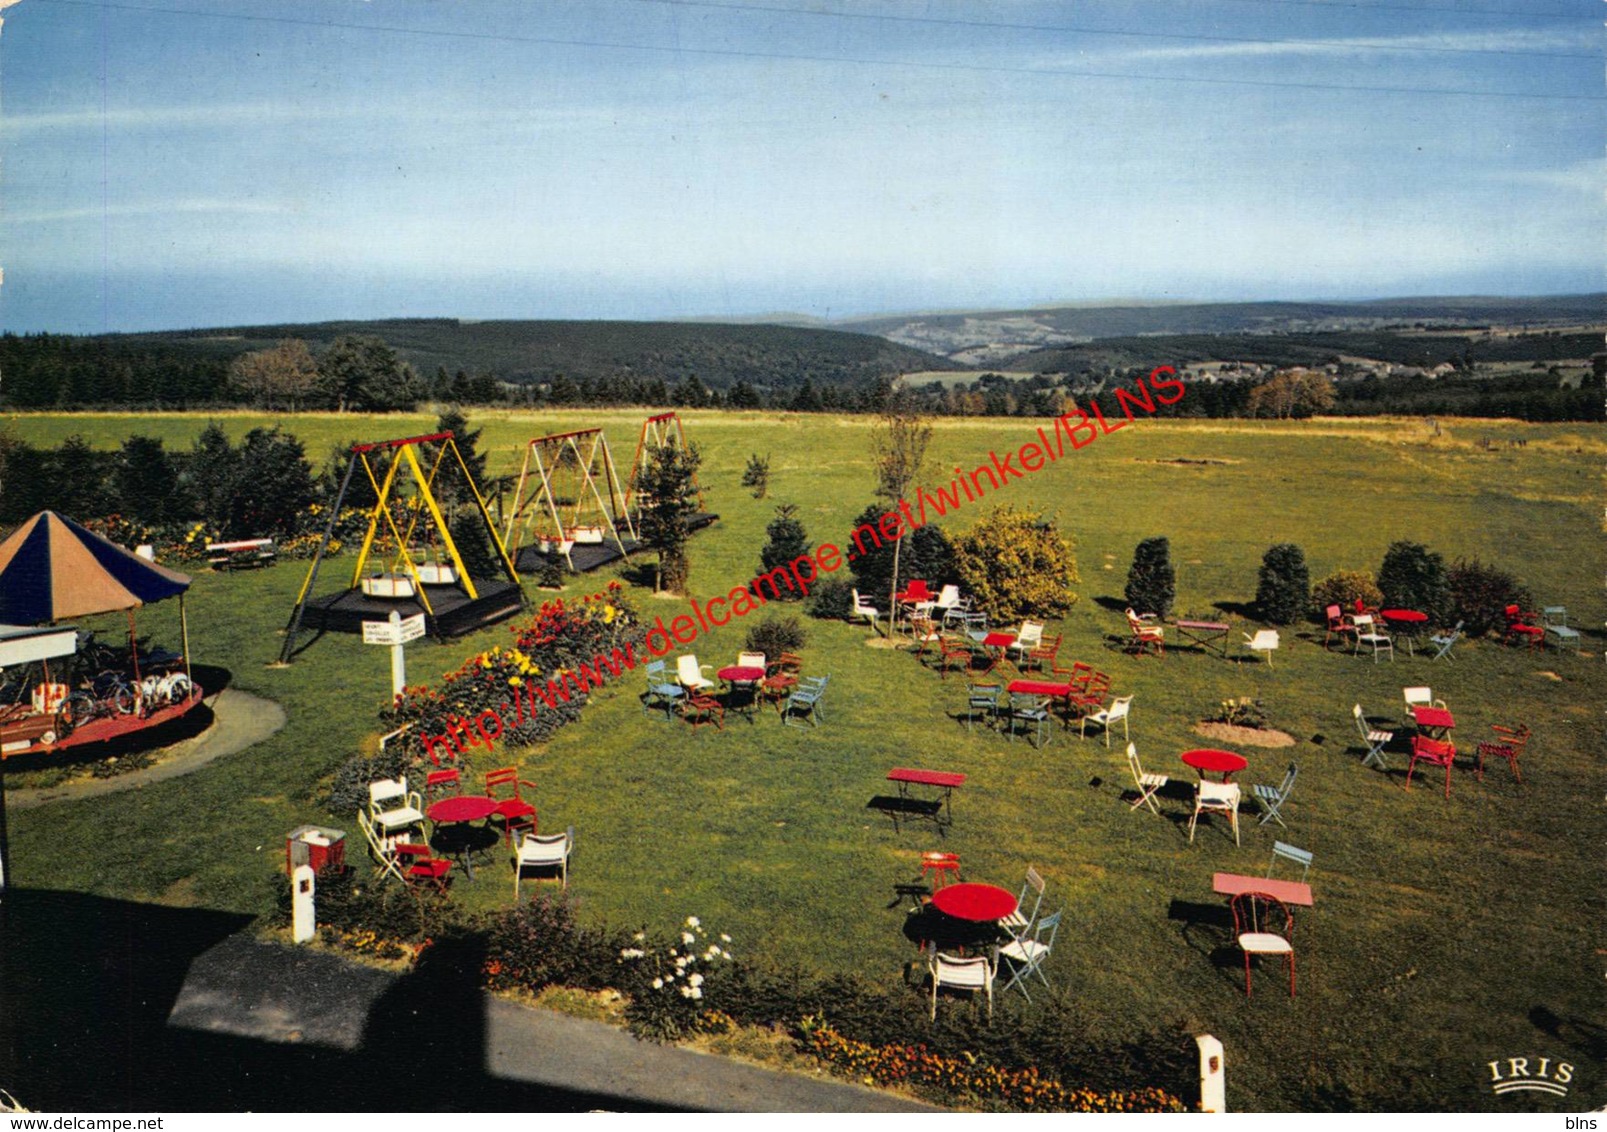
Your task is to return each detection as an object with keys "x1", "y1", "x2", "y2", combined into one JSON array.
[
  {"x1": 1090, "y1": 25, "x2": 1596, "y2": 65},
  {"x1": 3, "y1": 101, "x2": 615, "y2": 136},
  {"x1": 1485, "y1": 156, "x2": 1606, "y2": 195},
  {"x1": 8, "y1": 199, "x2": 293, "y2": 225}
]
